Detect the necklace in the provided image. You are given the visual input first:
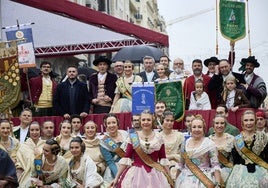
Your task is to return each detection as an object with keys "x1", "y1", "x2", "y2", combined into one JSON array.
[
  {"x1": 142, "y1": 132, "x2": 154, "y2": 150},
  {"x1": 45, "y1": 158, "x2": 57, "y2": 166},
  {"x1": 242, "y1": 131, "x2": 254, "y2": 148},
  {"x1": 144, "y1": 137, "x2": 150, "y2": 150},
  {"x1": 0, "y1": 138, "x2": 9, "y2": 145}
]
